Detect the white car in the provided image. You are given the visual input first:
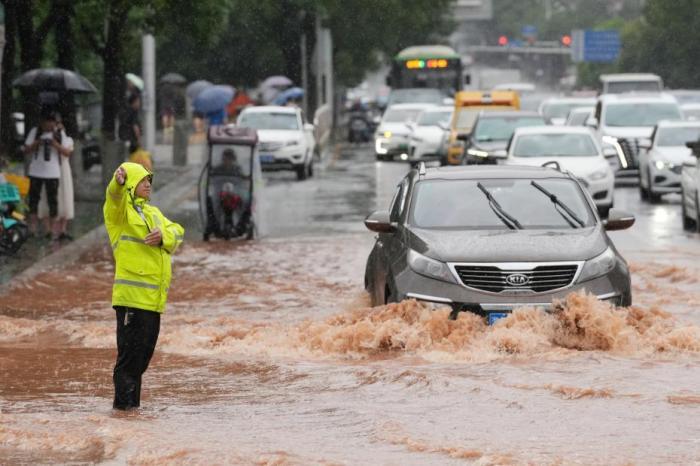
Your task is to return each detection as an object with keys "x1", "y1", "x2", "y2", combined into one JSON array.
[
  {"x1": 589, "y1": 93, "x2": 683, "y2": 179},
  {"x1": 539, "y1": 97, "x2": 596, "y2": 125},
  {"x1": 681, "y1": 146, "x2": 700, "y2": 231},
  {"x1": 374, "y1": 103, "x2": 435, "y2": 161},
  {"x1": 237, "y1": 106, "x2": 315, "y2": 180},
  {"x1": 407, "y1": 106, "x2": 452, "y2": 163},
  {"x1": 639, "y1": 121, "x2": 700, "y2": 203},
  {"x1": 503, "y1": 126, "x2": 615, "y2": 216}
]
